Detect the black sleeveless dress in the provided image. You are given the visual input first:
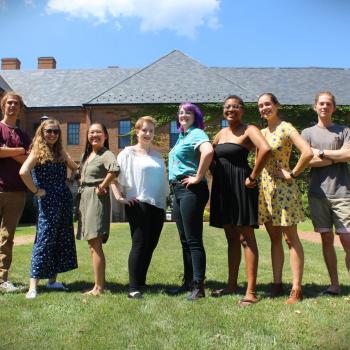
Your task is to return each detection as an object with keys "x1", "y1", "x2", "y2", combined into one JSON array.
[{"x1": 210, "y1": 143, "x2": 258, "y2": 228}]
